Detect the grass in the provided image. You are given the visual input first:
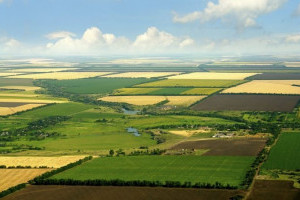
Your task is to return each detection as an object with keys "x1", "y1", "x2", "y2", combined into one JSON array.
[
  {"x1": 50, "y1": 155, "x2": 255, "y2": 187},
  {"x1": 262, "y1": 132, "x2": 300, "y2": 171},
  {"x1": 135, "y1": 79, "x2": 245, "y2": 88},
  {"x1": 42, "y1": 78, "x2": 152, "y2": 94}
]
